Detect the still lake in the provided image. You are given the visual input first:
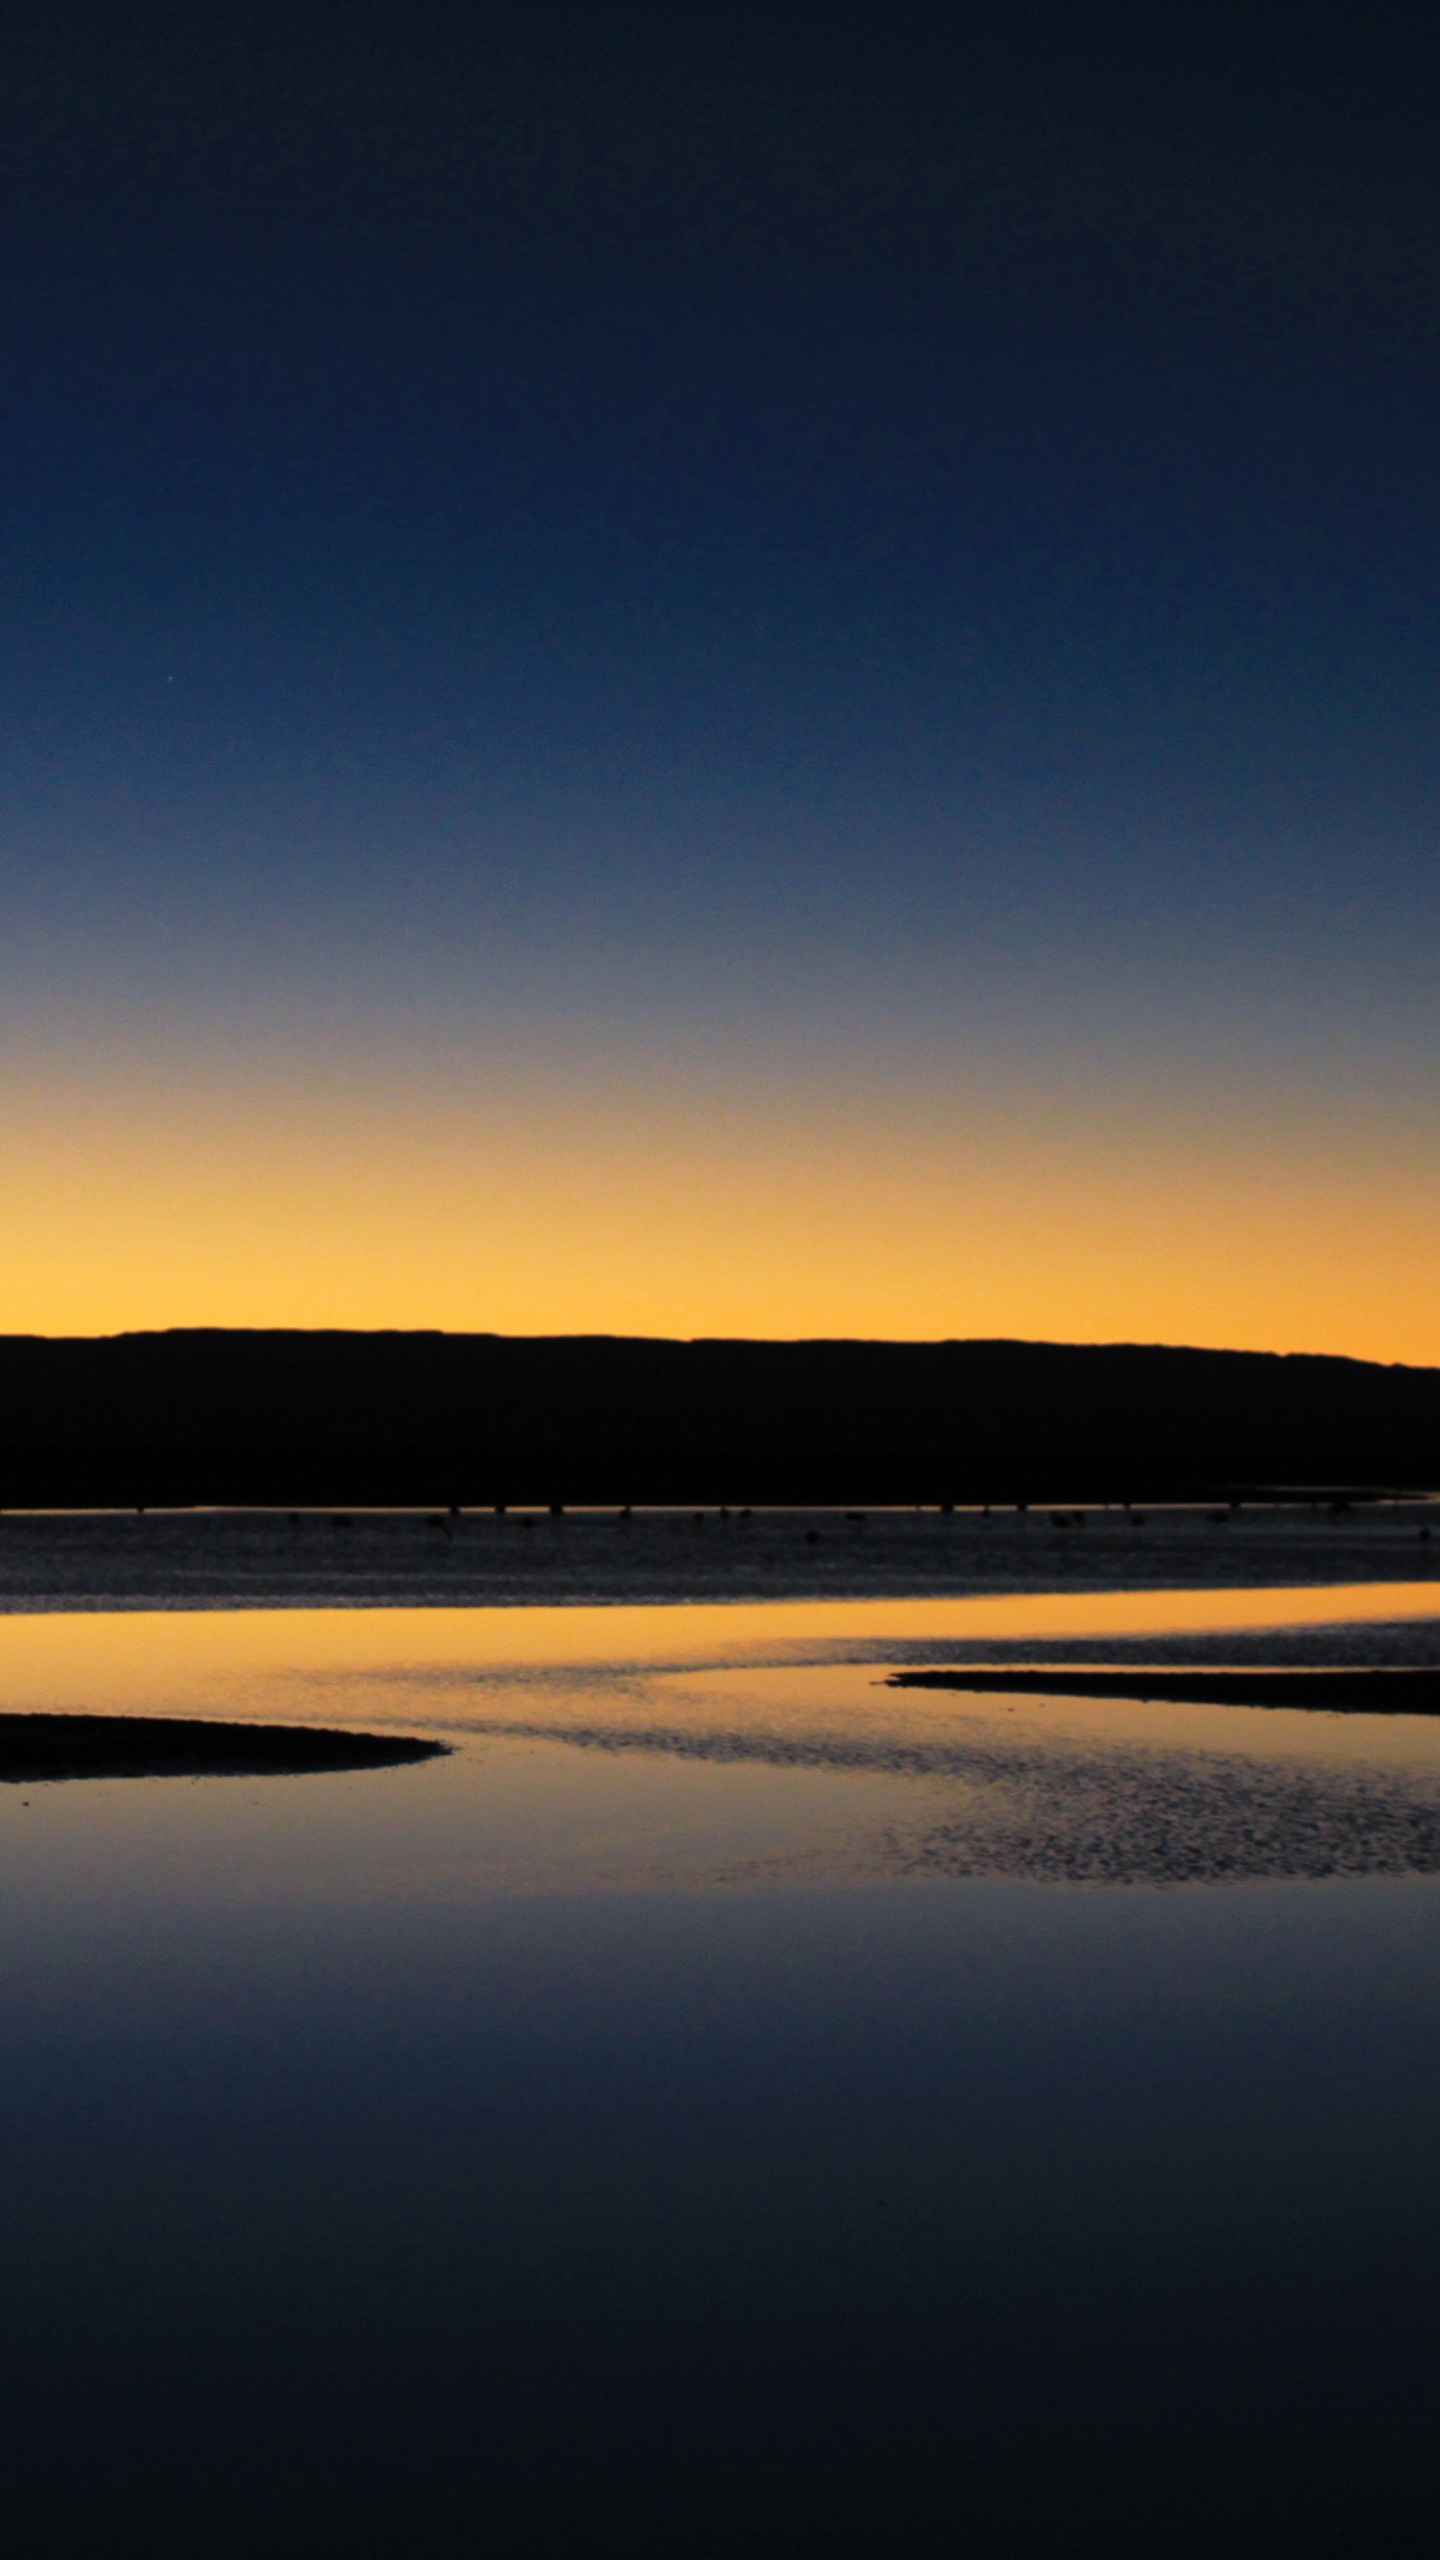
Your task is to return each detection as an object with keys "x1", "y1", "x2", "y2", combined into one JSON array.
[{"x1": 5, "y1": 1586, "x2": 1440, "y2": 2556}]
